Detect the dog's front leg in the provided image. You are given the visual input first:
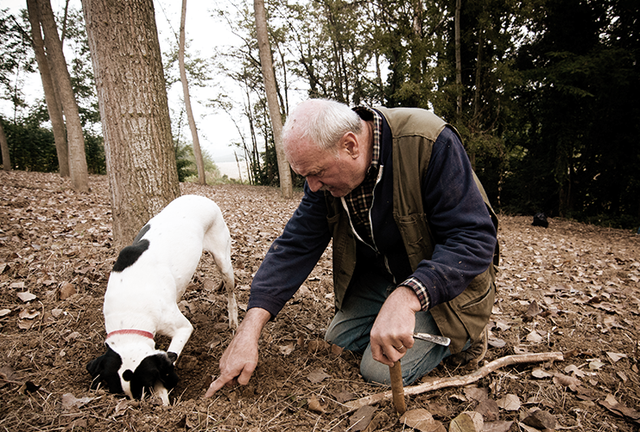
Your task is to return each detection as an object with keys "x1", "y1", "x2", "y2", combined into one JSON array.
[{"x1": 164, "y1": 313, "x2": 194, "y2": 359}]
